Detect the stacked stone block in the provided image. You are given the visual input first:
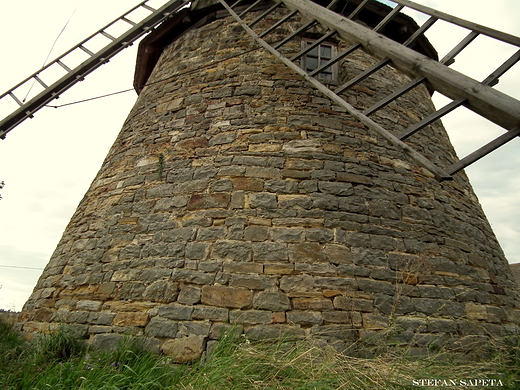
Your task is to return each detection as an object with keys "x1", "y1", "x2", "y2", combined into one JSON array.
[{"x1": 18, "y1": 8, "x2": 520, "y2": 361}]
